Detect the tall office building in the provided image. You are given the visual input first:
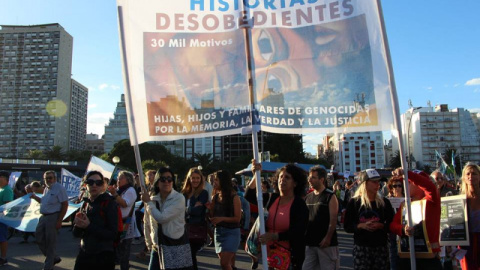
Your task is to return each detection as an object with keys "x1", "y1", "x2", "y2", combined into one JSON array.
[
  {"x1": 0, "y1": 23, "x2": 87, "y2": 158},
  {"x1": 104, "y1": 94, "x2": 129, "y2": 153},
  {"x1": 70, "y1": 79, "x2": 88, "y2": 150},
  {"x1": 394, "y1": 104, "x2": 480, "y2": 168}
]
